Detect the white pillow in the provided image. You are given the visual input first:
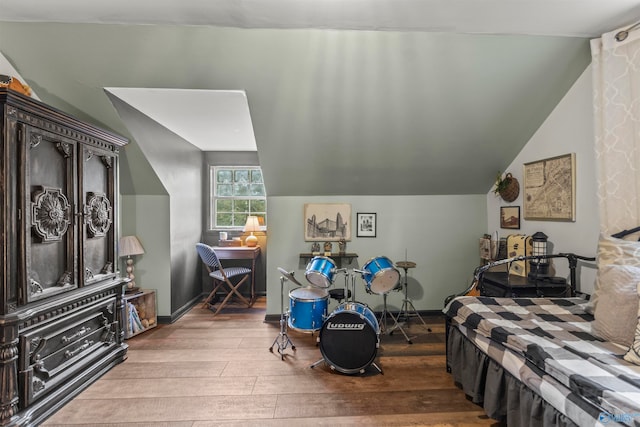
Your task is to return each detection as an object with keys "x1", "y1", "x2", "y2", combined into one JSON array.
[
  {"x1": 624, "y1": 283, "x2": 640, "y2": 365},
  {"x1": 587, "y1": 234, "x2": 640, "y2": 314},
  {"x1": 592, "y1": 264, "x2": 640, "y2": 347}
]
